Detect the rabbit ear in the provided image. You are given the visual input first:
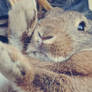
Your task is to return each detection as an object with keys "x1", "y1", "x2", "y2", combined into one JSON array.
[
  {"x1": 8, "y1": 0, "x2": 38, "y2": 50},
  {"x1": 38, "y1": 0, "x2": 53, "y2": 11}
]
